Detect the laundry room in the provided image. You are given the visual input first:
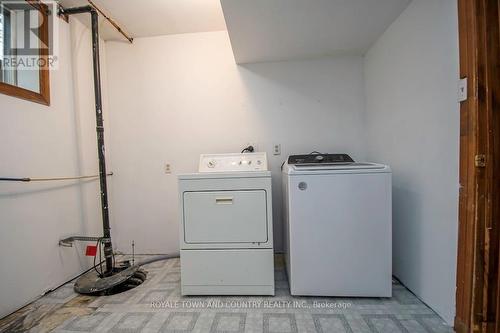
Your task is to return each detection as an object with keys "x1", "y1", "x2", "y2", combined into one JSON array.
[{"x1": 1, "y1": 0, "x2": 498, "y2": 332}]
